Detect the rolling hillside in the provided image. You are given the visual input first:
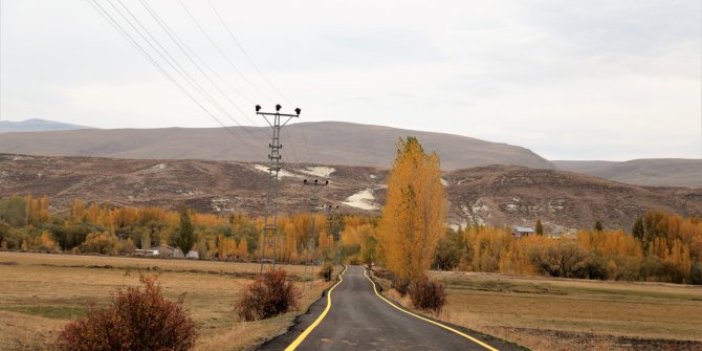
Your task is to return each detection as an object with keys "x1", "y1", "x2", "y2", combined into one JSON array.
[
  {"x1": 553, "y1": 159, "x2": 702, "y2": 188},
  {"x1": 2, "y1": 154, "x2": 700, "y2": 233},
  {"x1": 0, "y1": 122, "x2": 553, "y2": 170}
]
